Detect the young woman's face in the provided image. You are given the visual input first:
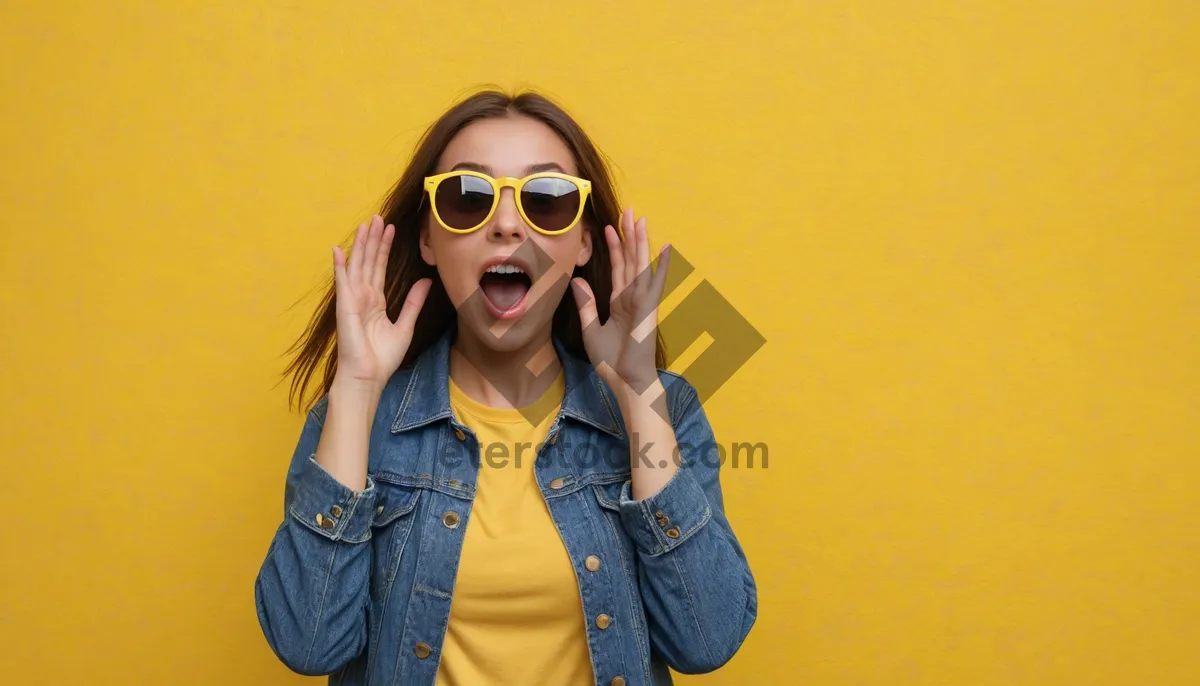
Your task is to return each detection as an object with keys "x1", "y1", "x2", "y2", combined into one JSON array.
[{"x1": 420, "y1": 114, "x2": 593, "y2": 352}]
